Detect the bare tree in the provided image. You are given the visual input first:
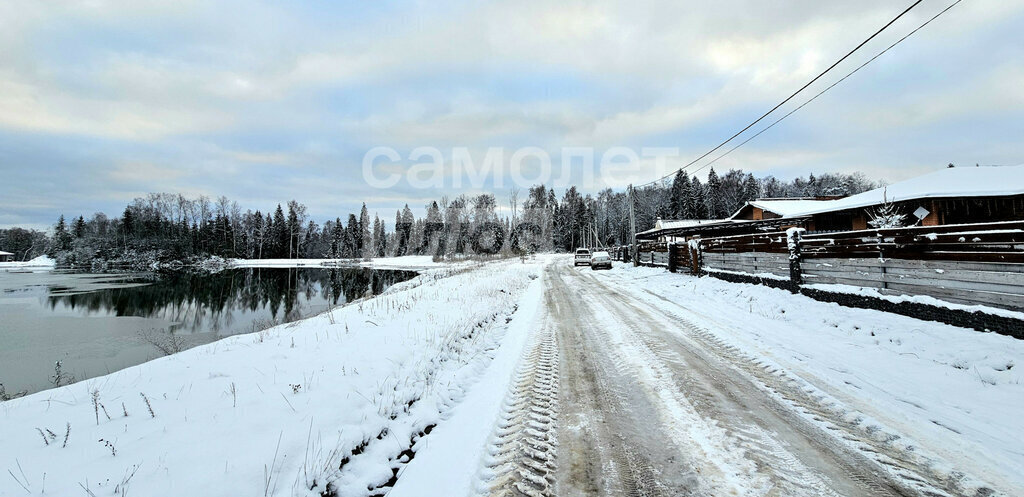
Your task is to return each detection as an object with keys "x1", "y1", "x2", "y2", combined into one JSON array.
[{"x1": 509, "y1": 186, "x2": 520, "y2": 224}]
